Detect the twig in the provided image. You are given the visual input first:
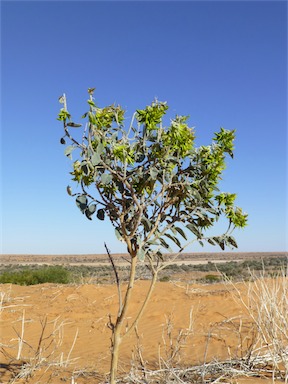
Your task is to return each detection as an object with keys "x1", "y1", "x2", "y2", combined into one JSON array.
[
  {"x1": 16, "y1": 309, "x2": 25, "y2": 360},
  {"x1": 105, "y1": 242, "x2": 123, "y2": 315}
]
